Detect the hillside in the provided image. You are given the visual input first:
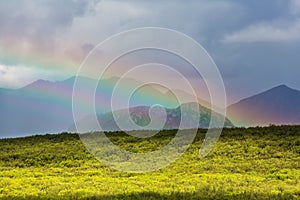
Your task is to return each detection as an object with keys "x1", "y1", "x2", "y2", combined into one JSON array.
[
  {"x1": 0, "y1": 76, "x2": 221, "y2": 137},
  {"x1": 228, "y1": 85, "x2": 300, "y2": 126},
  {"x1": 0, "y1": 126, "x2": 299, "y2": 199},
  {"x1": 70, "y1": 103, "x2": 233, "y2": 132}
]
